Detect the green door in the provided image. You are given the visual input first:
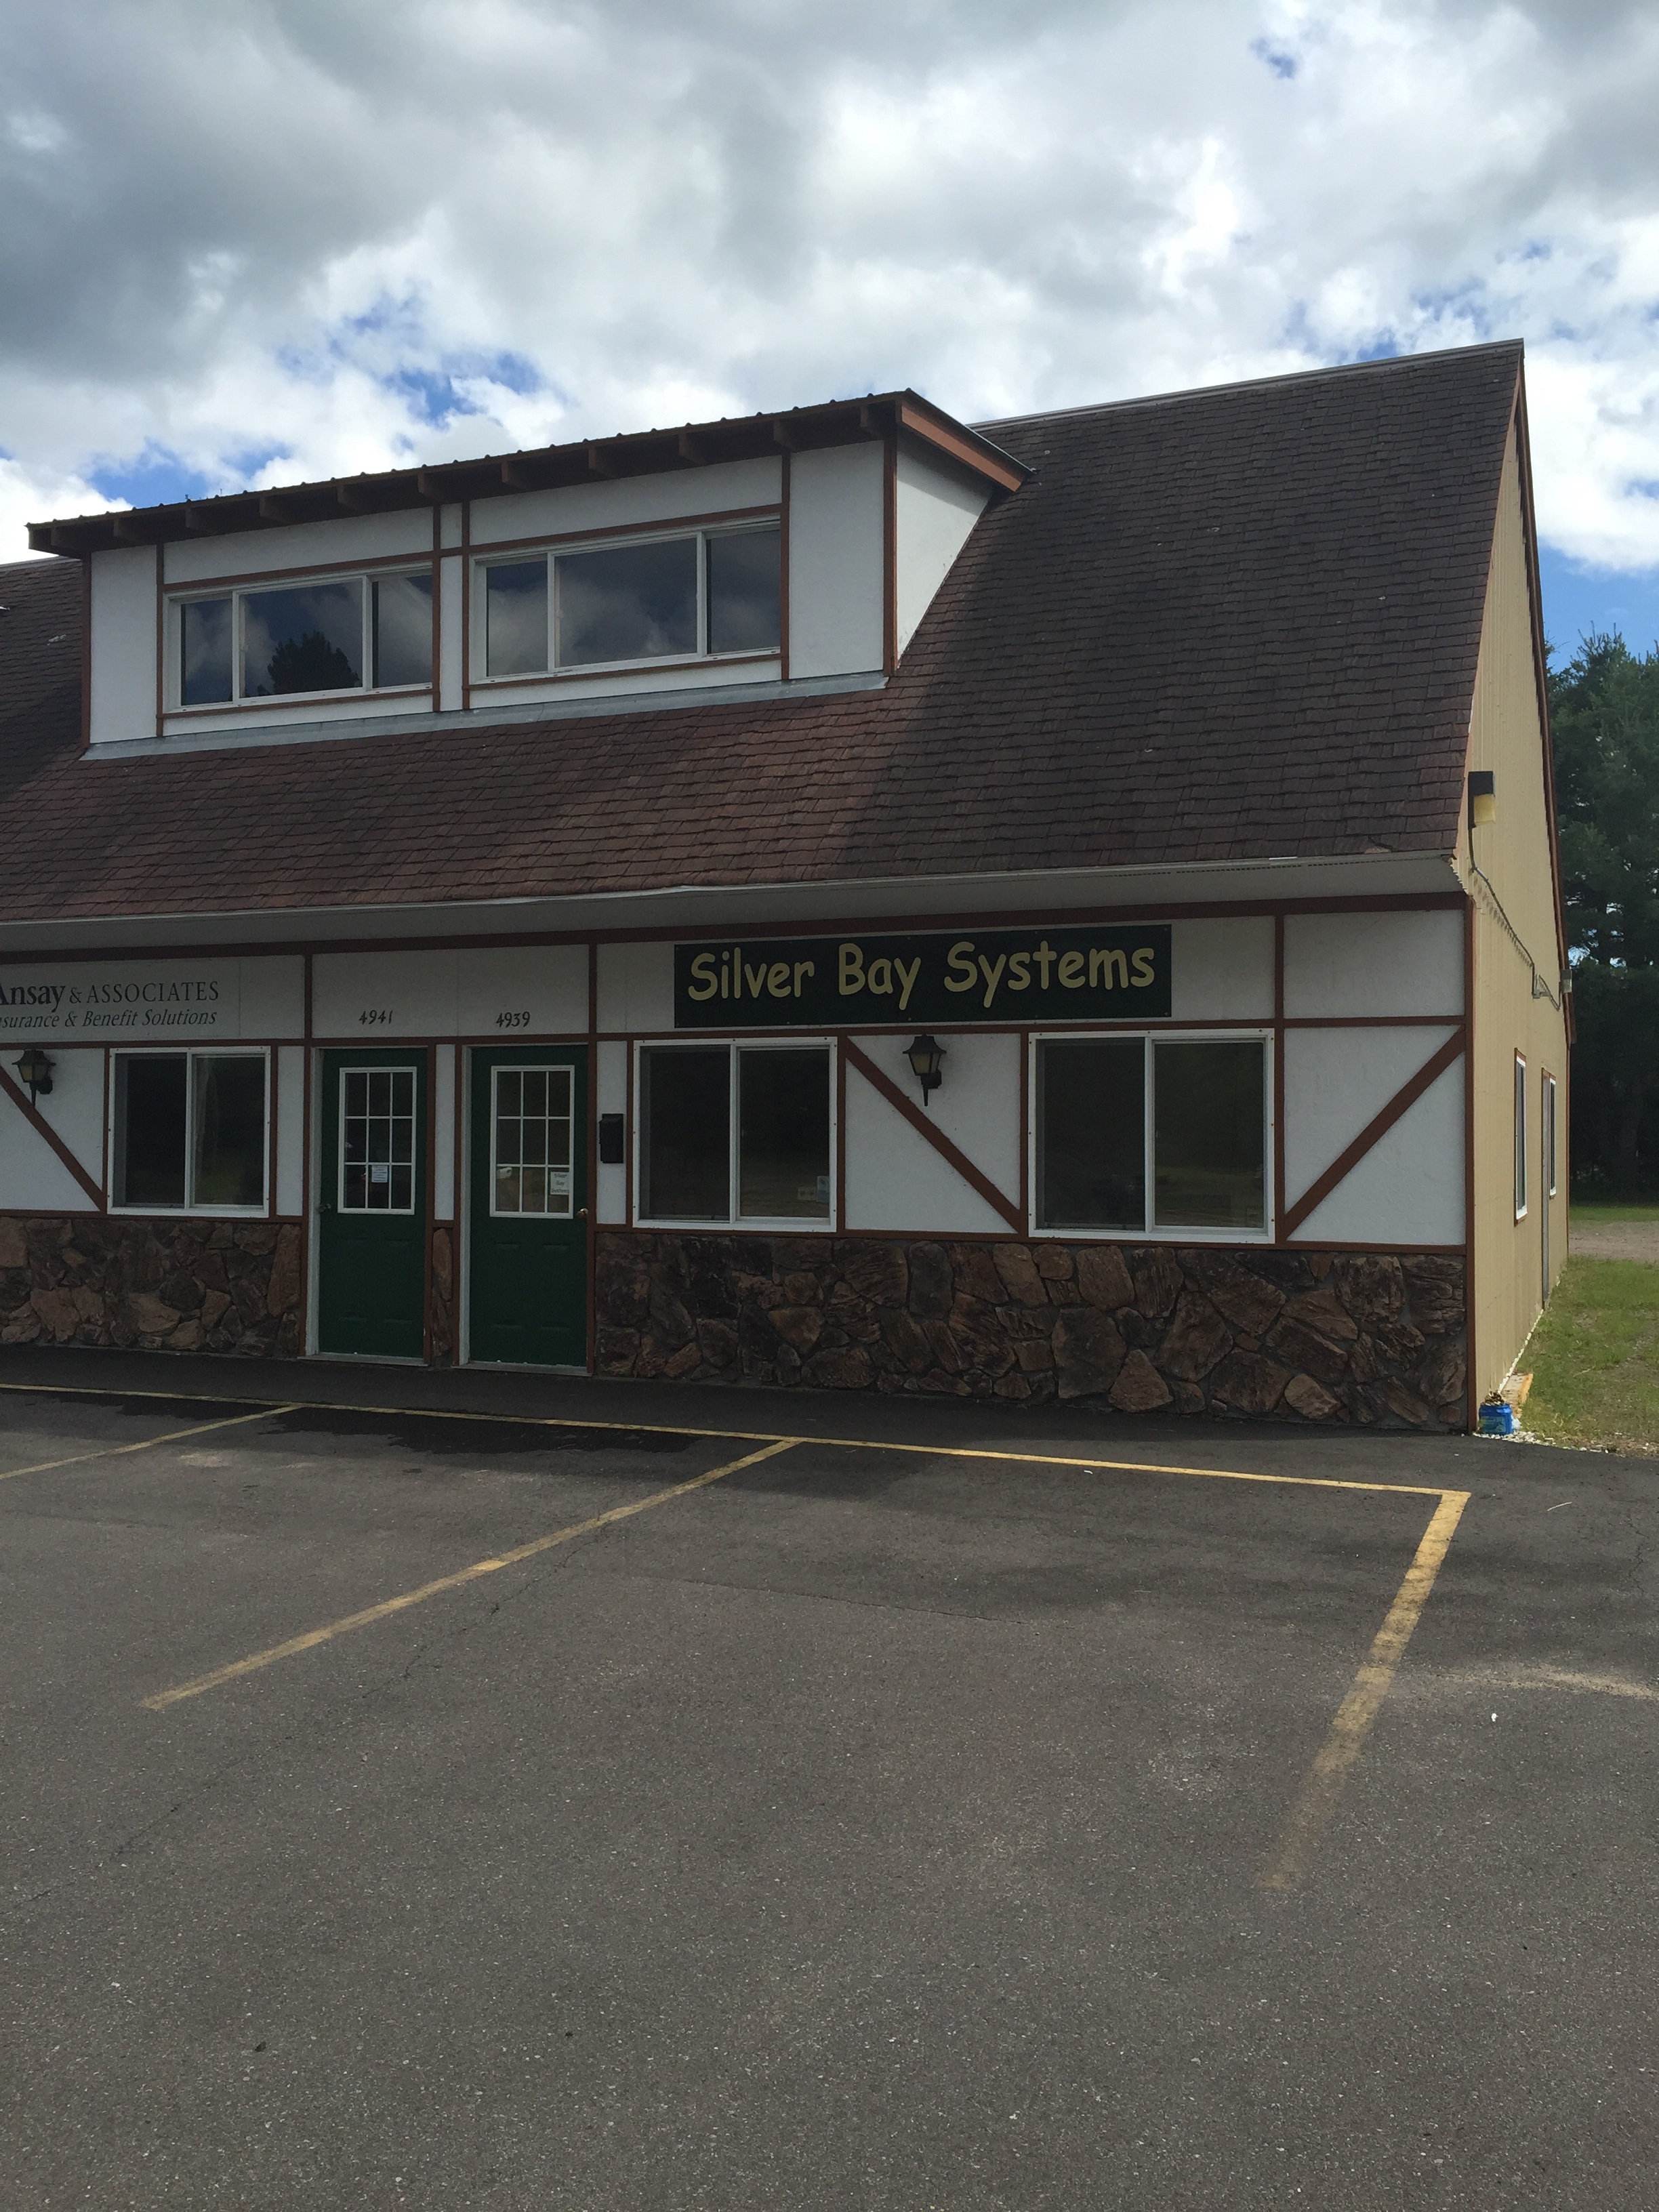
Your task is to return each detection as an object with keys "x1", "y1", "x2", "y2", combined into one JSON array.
[
  {"x1": 317, "y1": 1050, "x2": 428, "y2": 1360},
  {"x1": 468, "y1": 1048, "x2": 588, "y2": 1368}
]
